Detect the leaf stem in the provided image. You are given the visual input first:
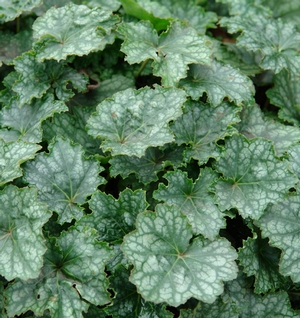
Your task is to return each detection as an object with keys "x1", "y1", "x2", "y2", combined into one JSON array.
[{"x1": 135, "y1": 59, "x2": 149, "y2": 78}]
